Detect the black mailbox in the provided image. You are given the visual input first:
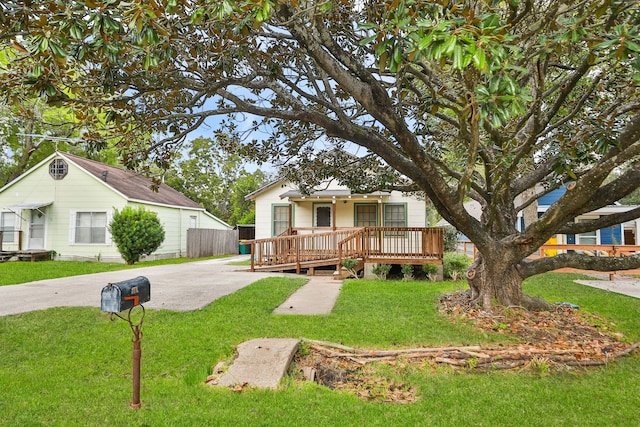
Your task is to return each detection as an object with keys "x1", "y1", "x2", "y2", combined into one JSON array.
[{"x1": 101, "y1": 276, "x2": 150, "y2": 313}]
